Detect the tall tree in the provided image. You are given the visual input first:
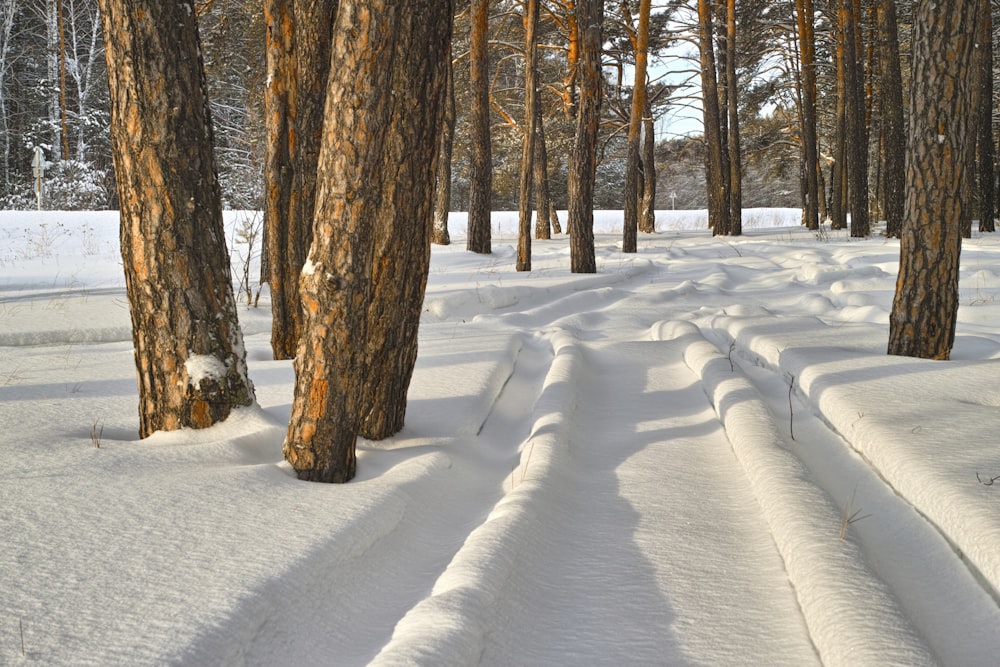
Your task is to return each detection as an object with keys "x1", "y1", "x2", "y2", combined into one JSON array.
[
  {"x1": 622, "y1": 0, "x2": 650, "y2": 253},
  {"x1": 284, "y1": 0, "x2": 452, "y2": 482},
  {"x1": 888, "y1": 0, "x2": 979, "y2": 360},
  {"x1": 263, "y1": 0, "x2": 336, "y2": 360},
  {"x1": 567, "y1": 0, "x2": 602, "y2": 273},
  {"x1": 974, "y1": 0, "x2": 994, "y2": 233},
  {"x1": 639, "y1": 94, "x2": 656, "y2": 233},
  {"x1": 723, "y1": 0, "x2": 741, "y2": 236},
  {"x1": 97, "y1": 0, "x2": 255, "y2": 437},
  {"x1": 433, "y1": 35, "x2": 455, "y2": 246},
  {"x1": 795, "y1": 0, "x2": 820, "y2": 231},
  {"x1": 876, "y1": 0, "x2": 905, "y2": 238},
  {"x1": 697, "y1": 0, "x2": 730, "y2": 235},
  {"x1": 517, "y1": 0, "x2": 539, "y2": 271},
  {"x1": 467, "y1": 0, "x2": 492, "y2": 254},
  {"x1": 841, "y1": 0, "x2": 869, "y2": 237}
]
